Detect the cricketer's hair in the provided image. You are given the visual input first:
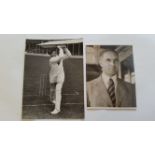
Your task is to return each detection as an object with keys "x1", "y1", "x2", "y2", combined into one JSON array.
[{"x1": 48, "y1": 47, "x2": 58, "y2": 55}]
